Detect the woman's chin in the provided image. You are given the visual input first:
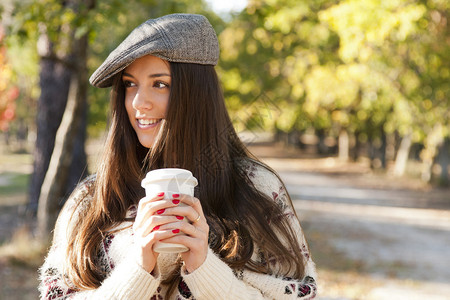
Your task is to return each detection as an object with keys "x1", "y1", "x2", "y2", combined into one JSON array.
[{"x1": 138, "y1": 138, "x2": 155, "y2": 149}]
